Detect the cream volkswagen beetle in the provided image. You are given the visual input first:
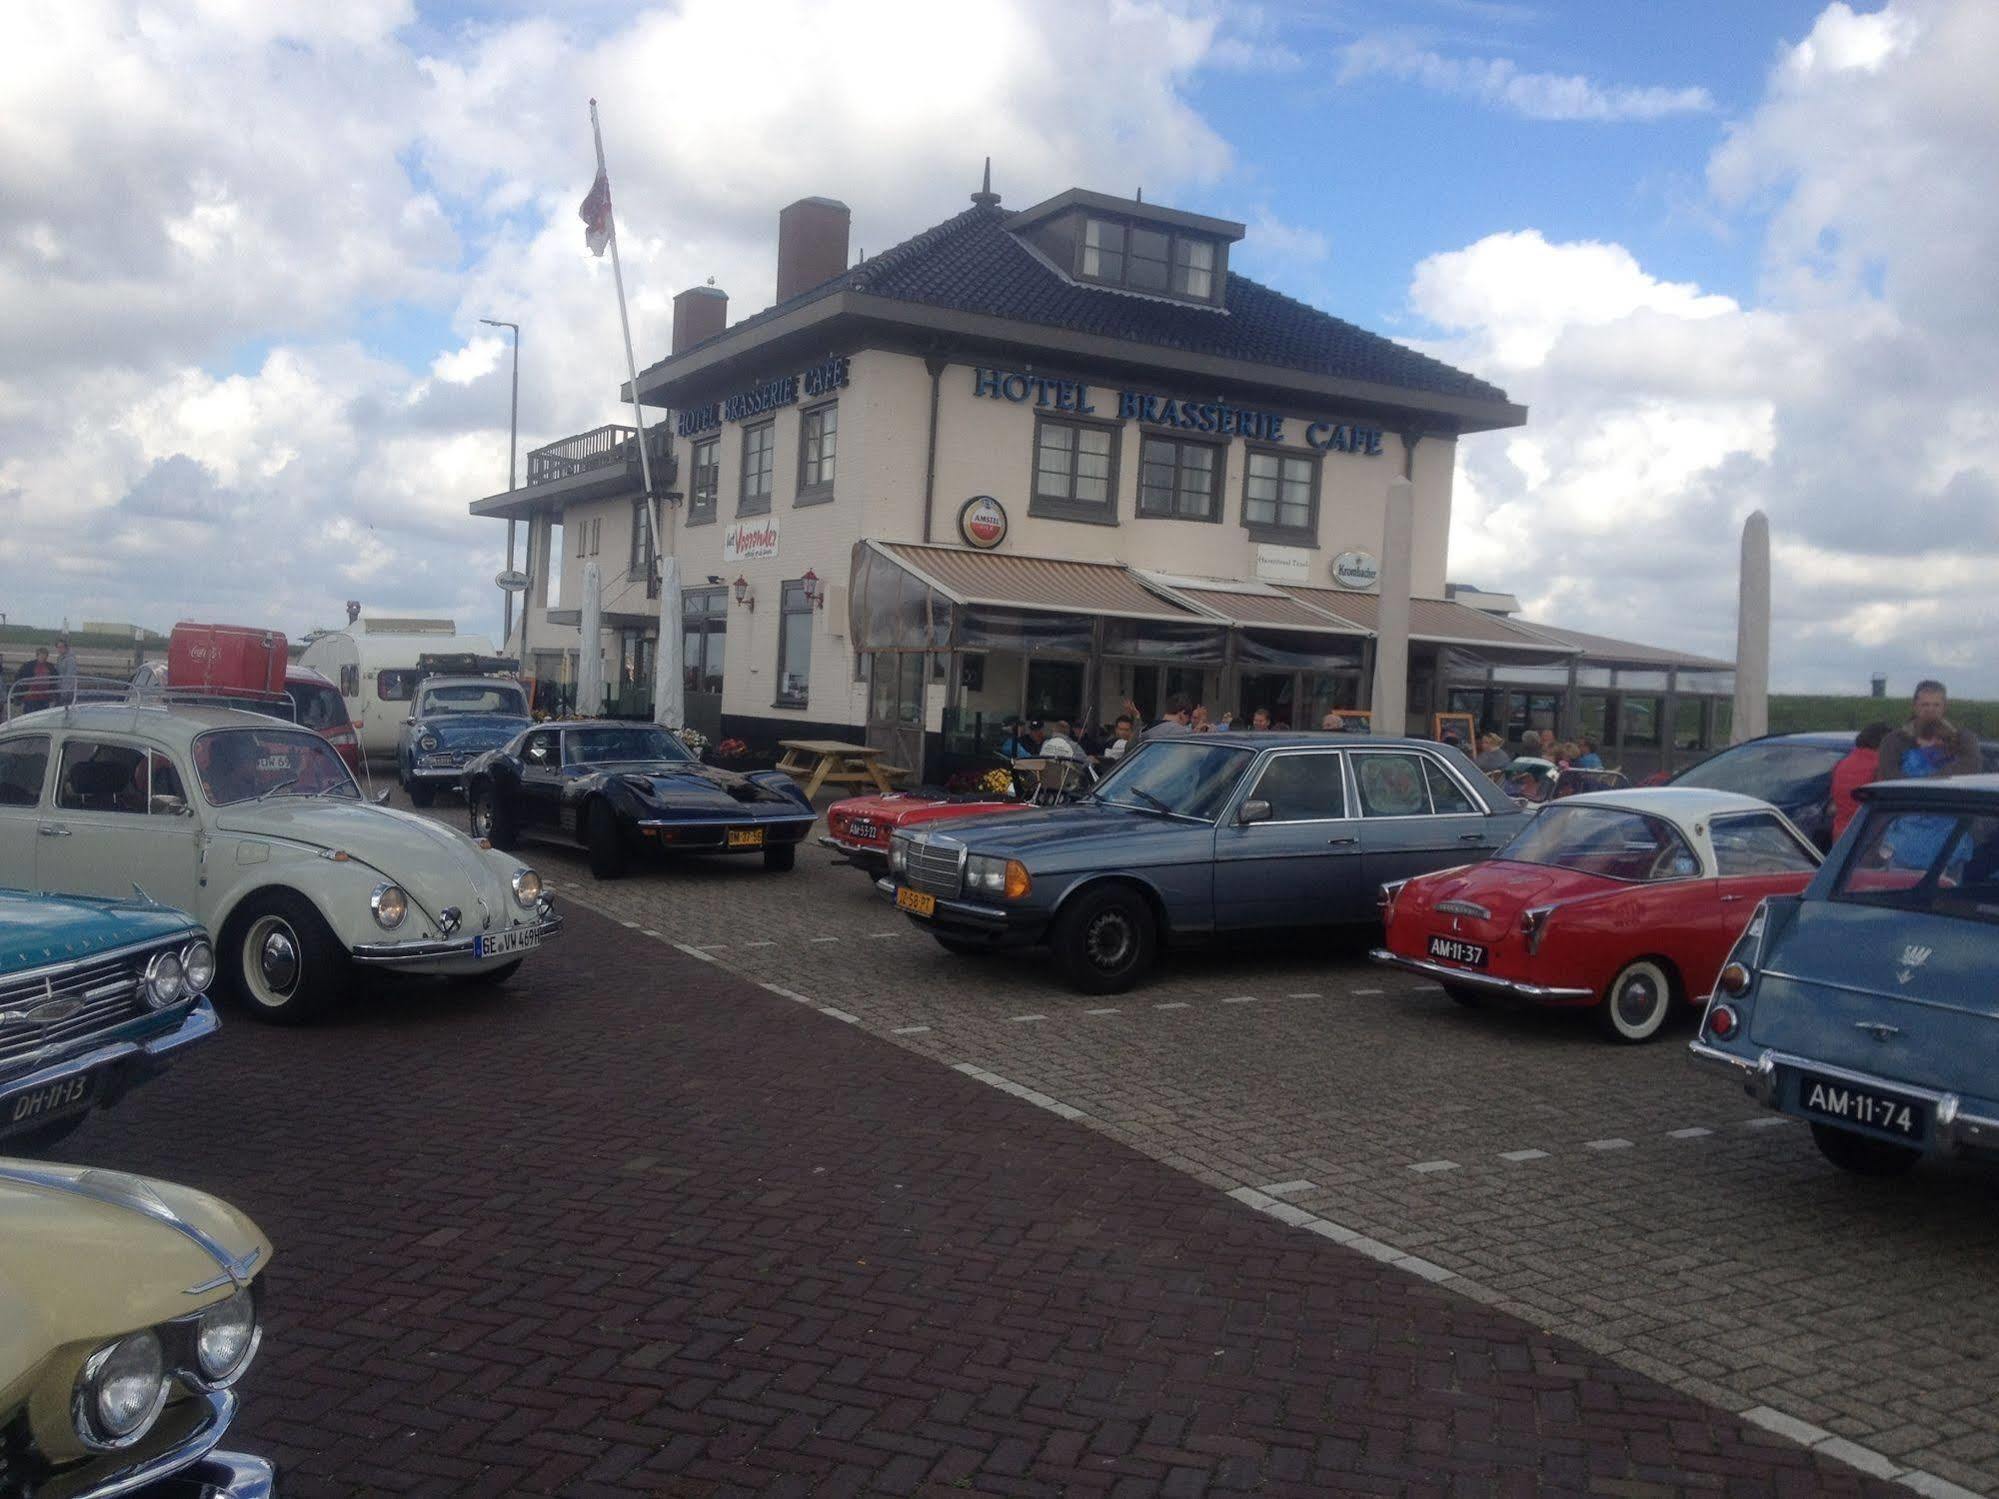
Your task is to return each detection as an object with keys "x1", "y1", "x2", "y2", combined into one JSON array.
[
  {"x1": 0, "y1": 699, "x2": 561, "y2": 1023},
  {"x1": 0, "y1": 1157, "x2": 276, "y2": 1495}
]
